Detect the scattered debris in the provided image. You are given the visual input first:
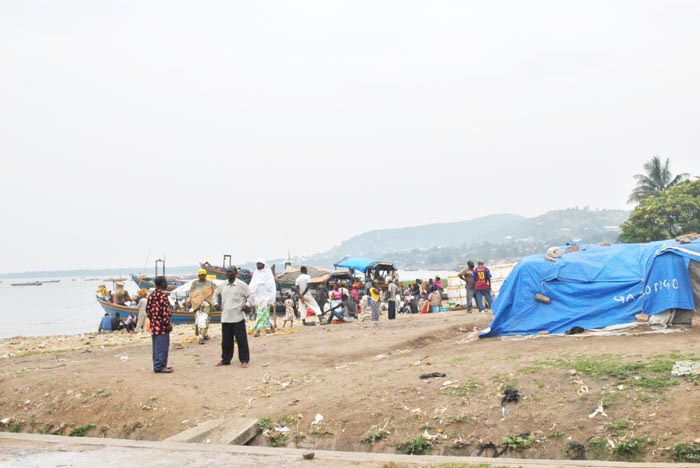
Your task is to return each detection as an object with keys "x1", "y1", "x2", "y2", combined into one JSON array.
[
  {"x1": 302, "y1": 452, "x2": 315, "y2": 460},
  {"x1": 419, "y1": 372, "x2": 446, "y2": 380},
  {"x1": 588, "y1": 402, "x2": 608, "y2": 419},
  {"x1": 534, "y1": 293, "x2": 551, "y2": 304},
  {"x1": 567, "y1": 442, "x2": 587, "y2": 460},
  {"x1": 671, "y1": 361, "x2": 700, "y2": 376},
  {"x1": 500, "y1": 388, "x2": 520, "y2": 418},
  {"x1": 311, "y1": 414, "x2": 324, "y2": 425}
]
